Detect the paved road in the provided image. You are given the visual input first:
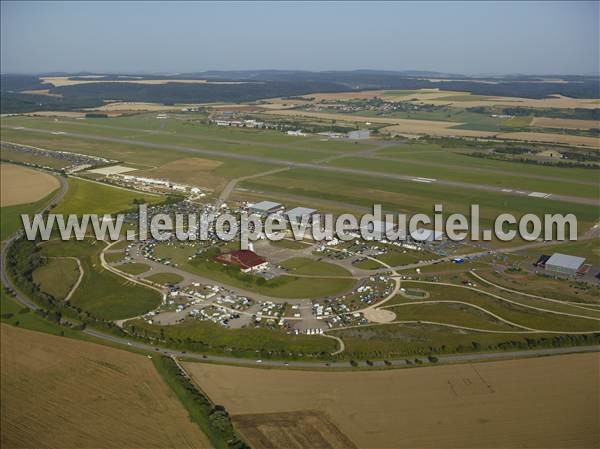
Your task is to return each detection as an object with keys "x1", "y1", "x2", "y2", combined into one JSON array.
[
  {"x1": 4, "y1": 125, "x2": 596, "y2": 206},
  {"x1": 83, "y1": 327, "x2": 599, "y2": 369},
  {"x1": 0, "y1": 172, "x2": 68, "y2": 311},
  {"x1": 2, "y1": 165, "x2": 598, "y2": 370}
]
